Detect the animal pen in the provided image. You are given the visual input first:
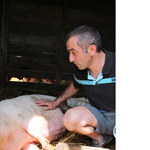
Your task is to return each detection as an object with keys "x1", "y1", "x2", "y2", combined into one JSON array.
[
  {"x1": 0, "y1": 1, "x2": 115, "y2": 149},
  {"x1": 0, "y1": 0, "x2": 115, "y2": 91}
]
